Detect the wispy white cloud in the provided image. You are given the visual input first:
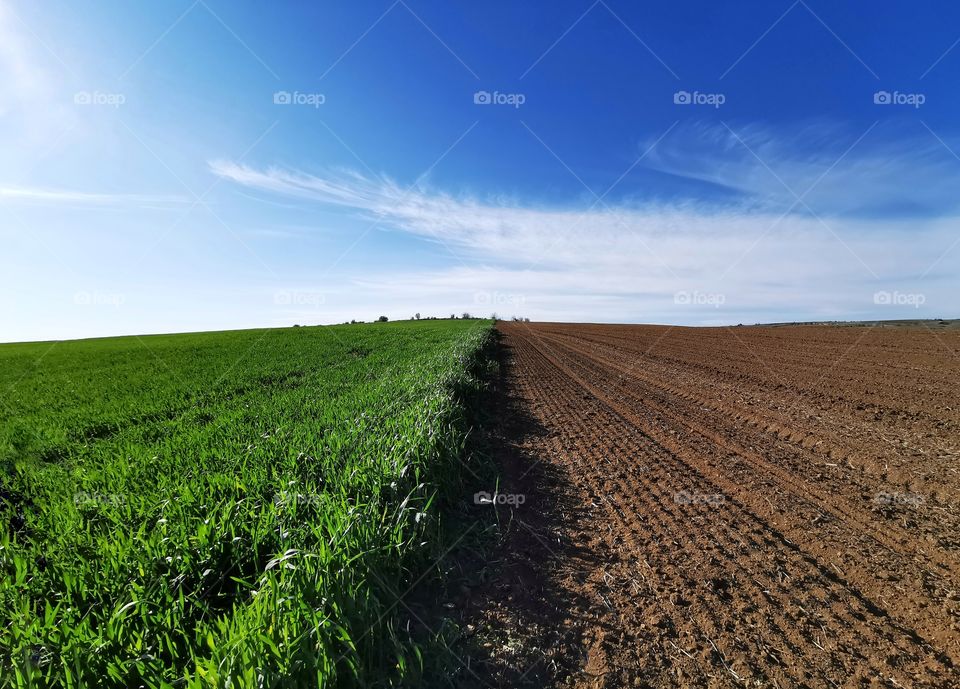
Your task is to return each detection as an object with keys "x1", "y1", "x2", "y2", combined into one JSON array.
[
  {"x1": 645, "y1": 121, "x2": 960, "y2": 216},
  {"x1": 0, "y1": 185, "x2": 190, "y2": 208},
  {"x1": 210, "y1": 146, "x2": 960, "y2": 324}
]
